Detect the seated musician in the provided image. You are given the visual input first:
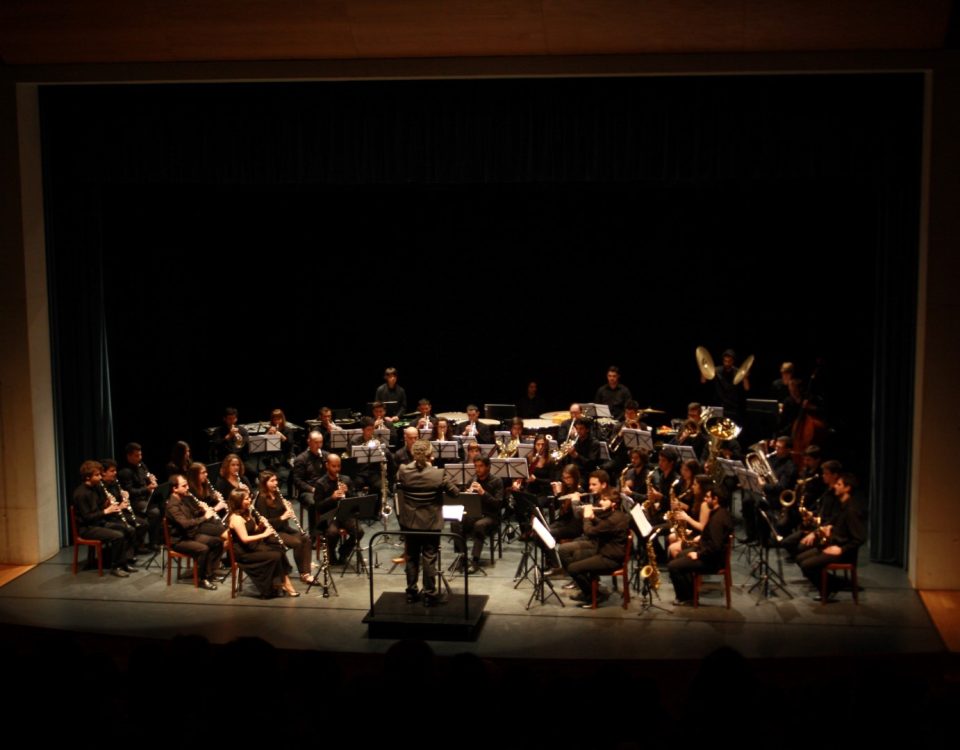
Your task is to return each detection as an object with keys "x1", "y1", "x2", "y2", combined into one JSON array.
[
  {"x1": 667, "y1": 473, "x2": 711, "y2": 559},
  {"x1": 314, "y1": 454, "x2": 362, "y2": 564},
  {"x1": 457, "y1": 404, "x2": 493, "y2": 443},
  {"x1": 216, "y1": 453, "x2": 254, "y2": 499},
  {"x1": 620, "y1": 448, "x2": 651, "y2": 507},
  {"x1": 516, "y1": 434, "x2": 557, "y2": 499},
  {"x1": 795, "y1": 473, "x2": 866, "y2": 599},
  {"x1": 226, "y1": 489, "x2": 298, "y2": 598},
  {"x1": 217, "y1": 407, "x2": 249, "y2": 461},
  {"x1": 431, "y1": 418, "x2": 459, "y2": 467},
  {"x1": 165, "y1": 474, "x2": 225, "y2": 590},
  {"x1": 117, "y1": 442, "x2": 161, "y2": 548},
  {"x1": 254, "y1": 470, "x2": 312, "y2": 584},
  {"x1": 100, "y1": 458, "x2": 148, "y2": 553},
  {"x1": 605, "y1": 400, "x2": 647, "y2": 474},
  {"x1": 451, "y1": 456, "x2": 504, "y2": 573},
  {"x1": 165, "y1": 440, "x2": 193, "y2": 479},
  {"x1": 672, "y1": 402, "x2": 707, "y2": 462},
  {"x1": 742, "y1": 435, "x2": 797, "y2": 543},
  {"x1": 557, "y1": 478, "x2": 630, "y2": 608},
  {"x1": 316, "y1": 406, "x2": 343, "y2": 446},
  {"x1": 775, "y1": 444, "x2": 827, "y2": 535},
  {"x1": 393, "y1": 426, "x2": 420, "y2": 468},
  {"x1": 781, "y1": 459, "x2": 842, "y2": 559},
  {"x1": 265, "y1": 408, "x2": 295, "y2": 464},
  {"x1": 371, "y1": 401, "x2": 397, "y2": 447},
  {"x1": 646, "y1": 447, "x2": 681, "y2": 557},
  {"x1": 557, "y1": 403, "x2": 584, "y2": 445},
  {"x1": 73, "y1": 460, "x2": 138, "y2": 577},
  {"x1": 415, "y1": 398, "x2": 438, "y2": 433},
  {"x1": 549, "y1": 464, "x2": 585, "y2": 540},
  {"x1": 463, "y1": 440, "x2": 483, "y2": 464},
  {"x1": 188, "y1": 462, "x2": 228, "y2": 518},
  {"x1": 563, "y1": 417, "x2": 601, "y2": 476},
  {"x1": 396, "y1": 440, "x2": 460, "y2": 605},
  {"x1": 291, "y1": 431, "x2": 330, "y2": 533},
  {"x1": 667, "y1": 483, "x2": 733, "y2": 605},
  {"x1": 351, "y1": 417, "x2": 392, "y2": 494}
]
